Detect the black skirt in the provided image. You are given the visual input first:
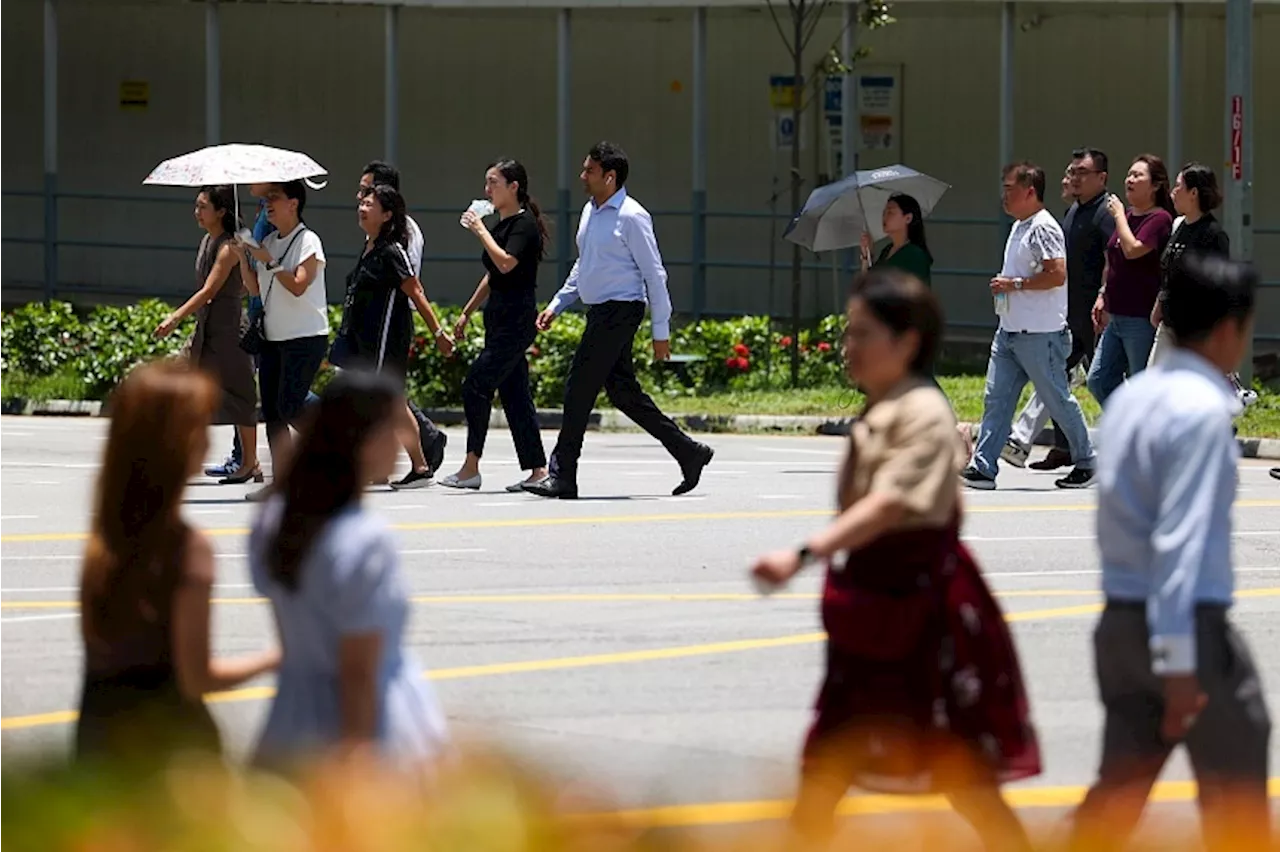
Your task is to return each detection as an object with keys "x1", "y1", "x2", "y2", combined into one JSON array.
[{"x1": 76, "y1": 664, "x2": 221, "y2": 769}]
